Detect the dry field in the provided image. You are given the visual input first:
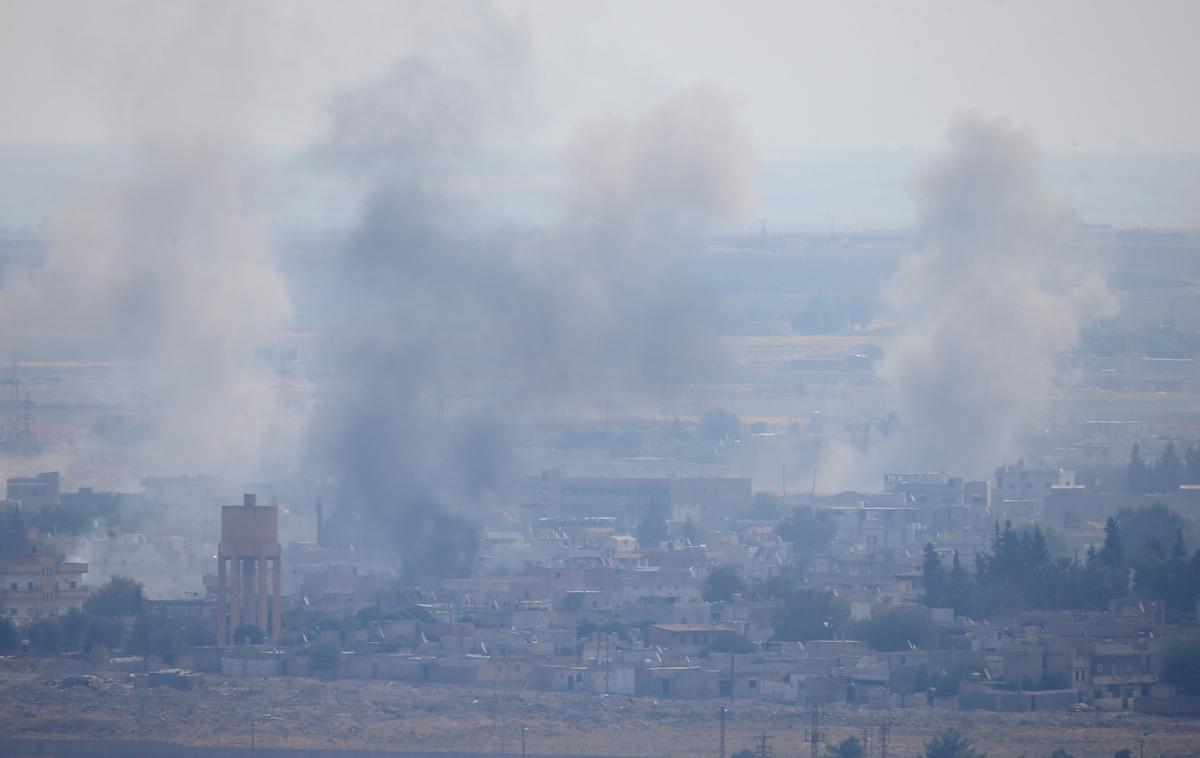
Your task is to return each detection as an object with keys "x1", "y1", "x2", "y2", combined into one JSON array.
[{"x1": 1, "y1": 659, "x2": 1198, "y2": 757}]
